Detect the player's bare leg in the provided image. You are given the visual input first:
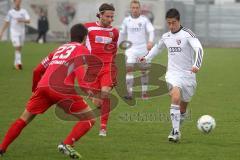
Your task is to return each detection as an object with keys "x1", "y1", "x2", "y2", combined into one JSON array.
[
  {"x1": 168, "y1": 87, "x2": 181, "y2": 142},
  {"x1": 89, "y1": 95, "x2": 108, "y2": 136},
  {"x1": 180, "y1": 101, "x2": 189, "y2": 125},
  {"x1": 140, "y1": 70, "x2": 149, "y2": 99},
  {"x1": 140, "y1": 64, "x2": 149, "y2": 100},
  {"x1": 20, "y1": 109, "x2": 36, "y2": 123},
  {"x1": 59, "y1": 106, "x2": 95, "y2": 159},
  {"x1": 87, "y1": 93, "x2": 108, "y2": 136},
  {"x1": 14, "y1": 46, "x2": 23, "y2": 70},
  {"x1": 0, "y1": 109, "x2": 36, "y2": 155},
  {"x1": 124, "y1": 64, "x2": 134, "y2": 100},
  {"x1": 91, "y1": 97, "x2": 102, "y2": 109},
  {"x1": 98, "y1": 86, "x2": 112, "y2": 136}
]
